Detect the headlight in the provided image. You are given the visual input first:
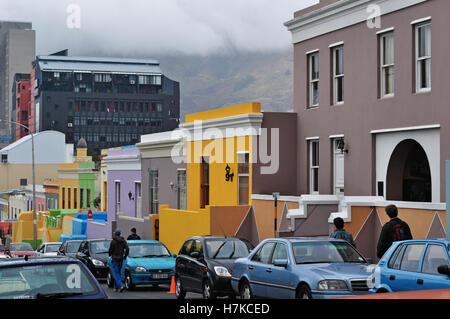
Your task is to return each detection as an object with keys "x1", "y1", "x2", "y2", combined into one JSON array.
[
  {"x1": 318, "y1": 280, "x2": 348, "y2": 290},
  {"x1": 214, "y1": 266, "x2": 231, "y2": 277},
  {"x1": 91, "y1": 258, "x2": 104, "y2": 266},
  {"x1": 135, "y1": 267, "x2": 147, "y2": 273},
  {"x1": 367, "y1": 275, "x2": 374, "y2": 289}
]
